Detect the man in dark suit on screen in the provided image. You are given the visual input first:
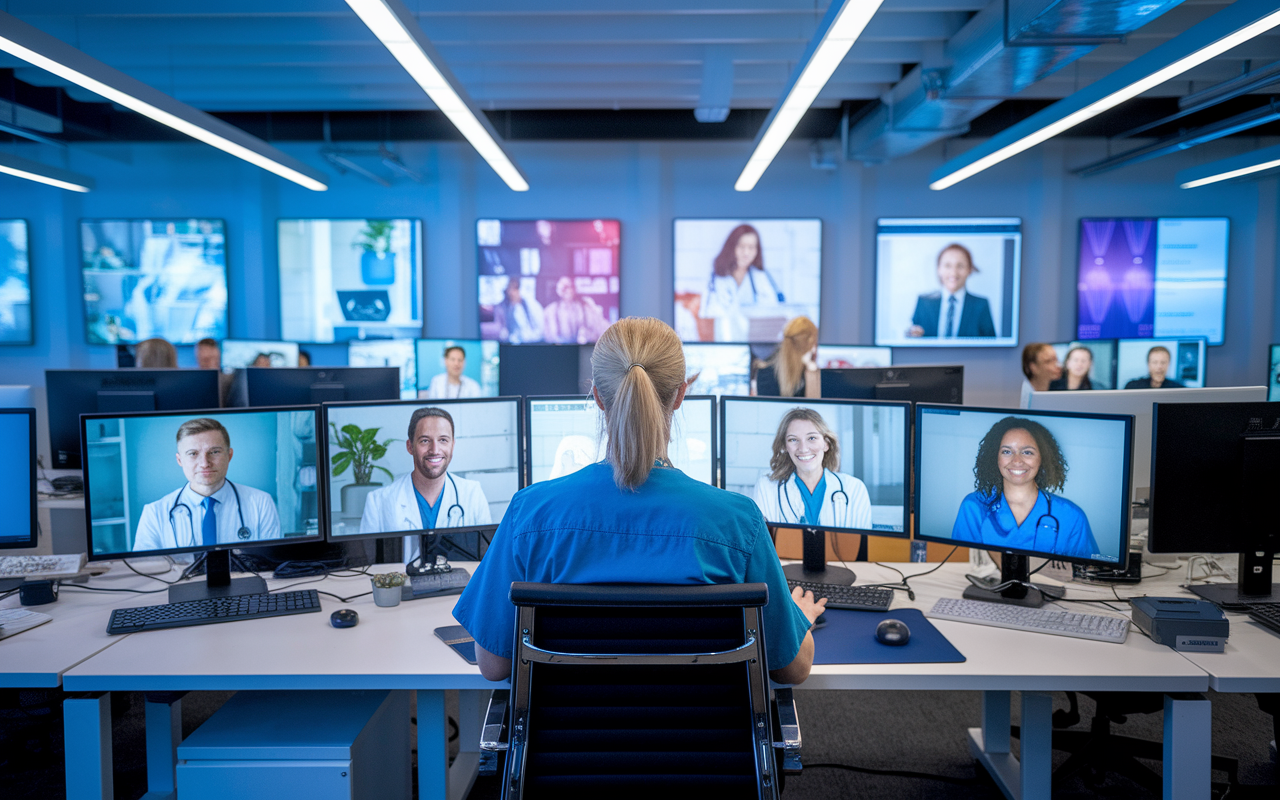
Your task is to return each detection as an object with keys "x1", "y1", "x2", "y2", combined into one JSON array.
[{"x1": 907, "y1": 243, "x2": 997, "y2": 339}]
